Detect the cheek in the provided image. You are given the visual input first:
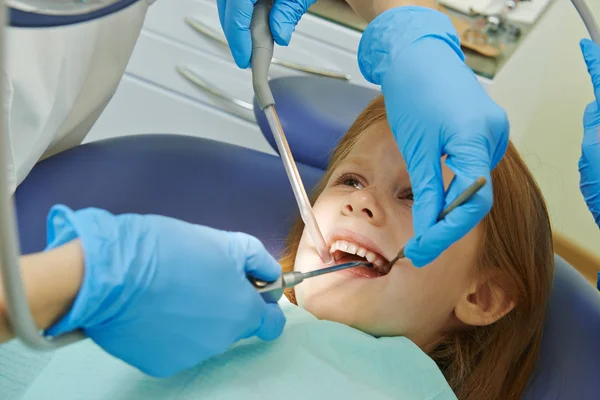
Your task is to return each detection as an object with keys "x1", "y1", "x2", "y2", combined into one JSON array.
[
  {"x1": 444, "y1": 224, "x2": 483, "y2": 271},
  {"x1": 389, "y1": 258, "x2": 462, "y2": 304},
  {"x1": 312, "y1": 194, "x2": 340, "y2": 225},
  {"x1": 378, "y1": 259, "x2": 468, "y2": 336},
  {"x1": 294, "y1": 235, "x2": 314, "y2": 273},
  {"x1": 391, "y1": 206, "x2": 414, "y2": 246},
  {"x1": 402, "y1": 227, "x2": 481, "y2": 303},
  {"x1": 383, "y1": 229, "x2": 480, "y2": 316}
]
